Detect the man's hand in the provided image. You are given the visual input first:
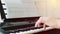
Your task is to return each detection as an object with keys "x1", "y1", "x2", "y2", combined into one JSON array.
[{"x1": 35, "y1": 17, "x2": 60, "y2": 29}]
